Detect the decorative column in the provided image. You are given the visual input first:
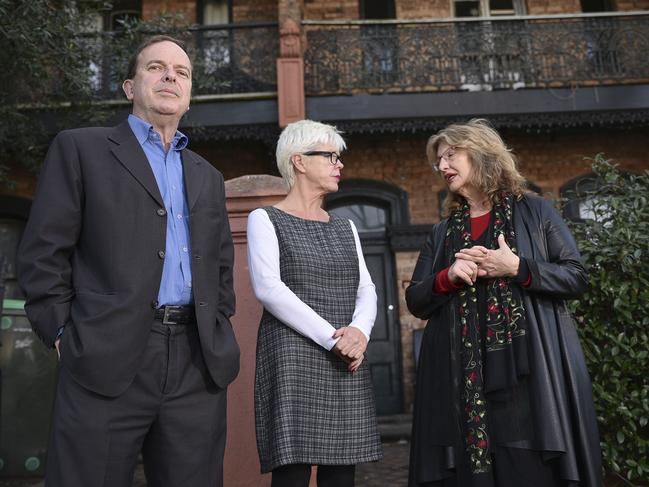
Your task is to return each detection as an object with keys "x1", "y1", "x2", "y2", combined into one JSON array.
[
  {"x1": 223, "y1": 175, "x2": 287, "y2": 487},
  {"x1": 277, "y1": 18, "x2": 306, "y2": 127}
]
